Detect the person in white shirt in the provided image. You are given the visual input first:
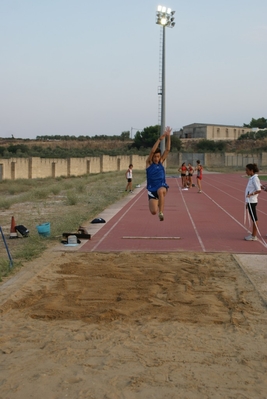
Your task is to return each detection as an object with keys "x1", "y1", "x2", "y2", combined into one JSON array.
[
  {"x1": 244, "y1": 163, "x2": 261, "y2": 241},
  {"x1": 125, "y1": 164, "x2": 133, "y2": 193}
]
